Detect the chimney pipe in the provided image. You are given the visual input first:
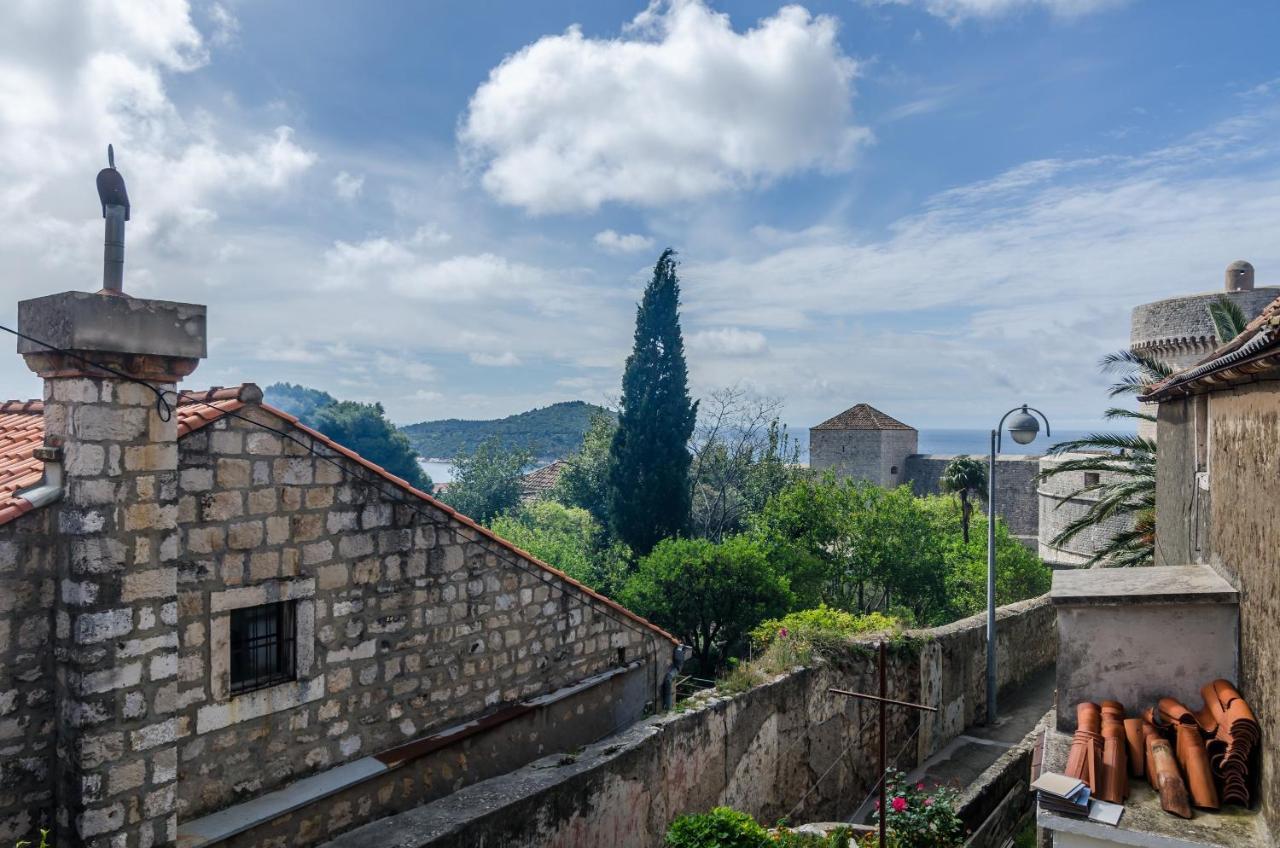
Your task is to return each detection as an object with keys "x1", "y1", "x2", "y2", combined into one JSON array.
[{"x1": 95, "y1": 144, "x2": 130, "y2": 295}]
